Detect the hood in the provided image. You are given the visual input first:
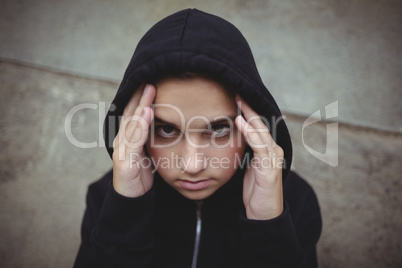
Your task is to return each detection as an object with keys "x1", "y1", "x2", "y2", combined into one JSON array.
[{"x1": 104, "y1": 8, "x2": 293, "y2": 180}]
